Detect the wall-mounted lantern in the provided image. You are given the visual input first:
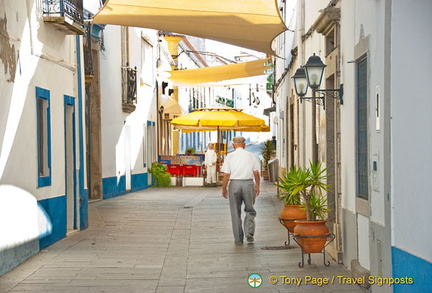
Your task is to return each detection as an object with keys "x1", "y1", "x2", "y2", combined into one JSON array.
[{"x1": 292, "y1": 54, "x2": 343, "y2": 109}]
